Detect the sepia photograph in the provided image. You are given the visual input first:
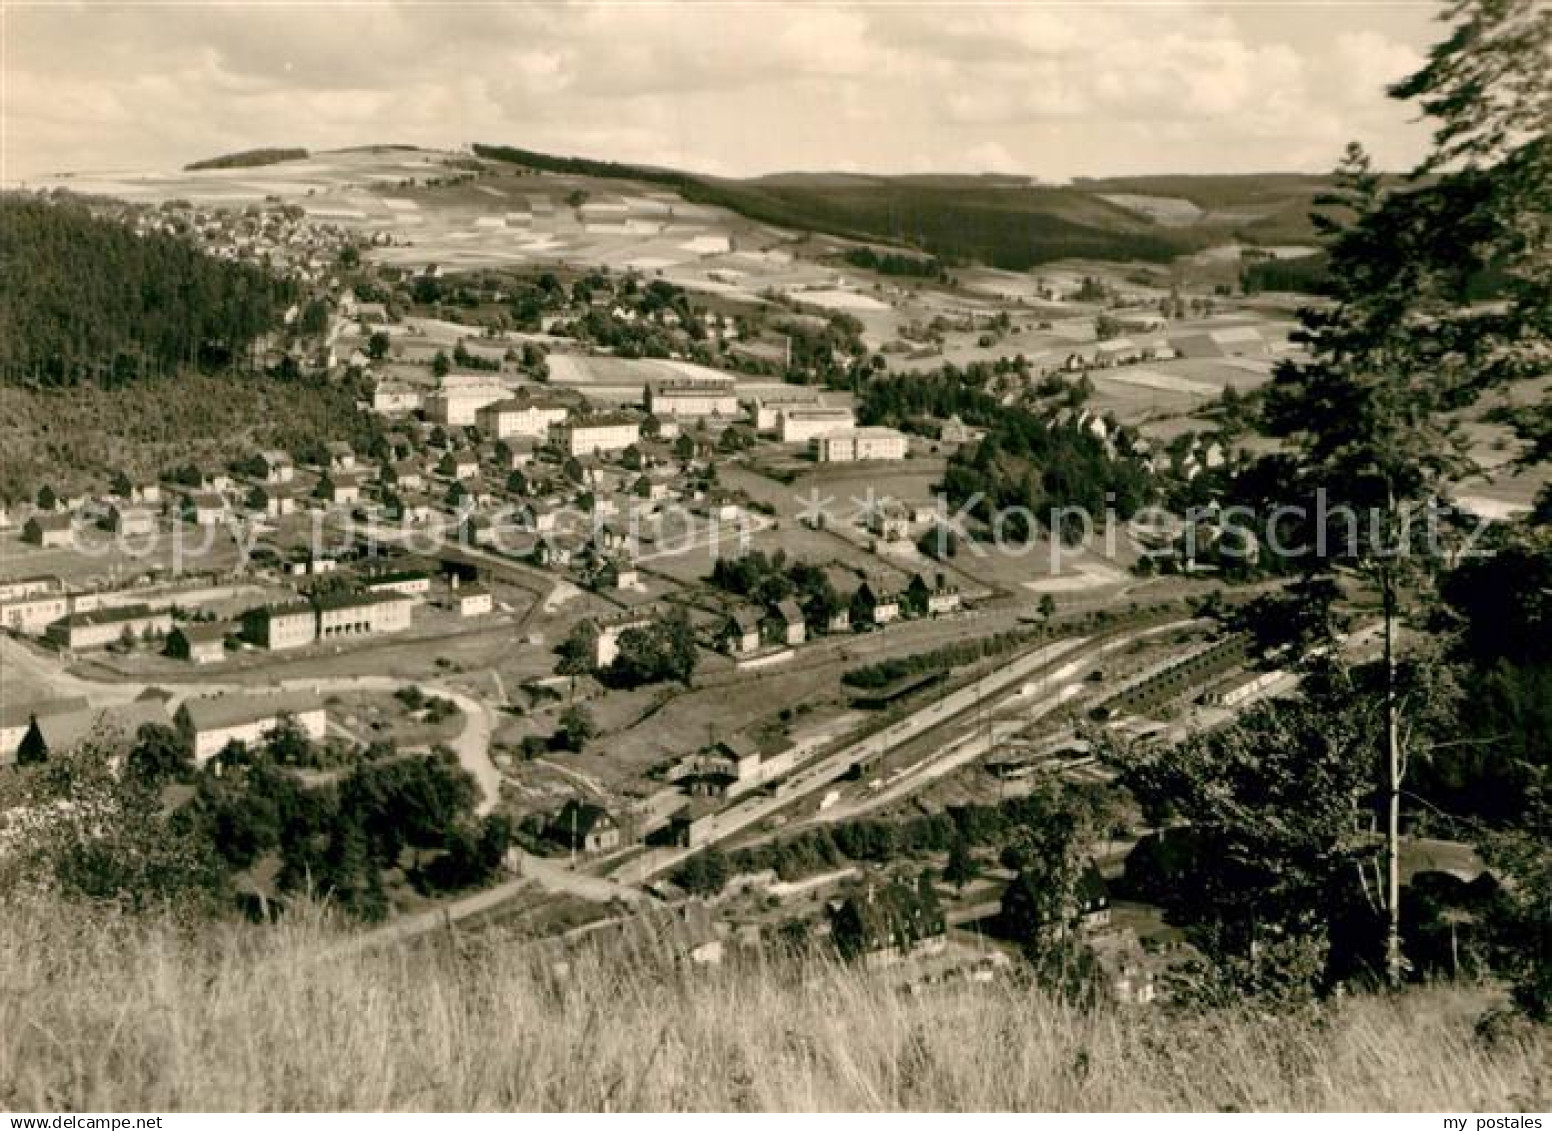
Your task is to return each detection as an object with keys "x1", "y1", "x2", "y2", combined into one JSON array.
[{"x1": 0, "y1": 0, "x2": 1548, "y2": 1116}]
